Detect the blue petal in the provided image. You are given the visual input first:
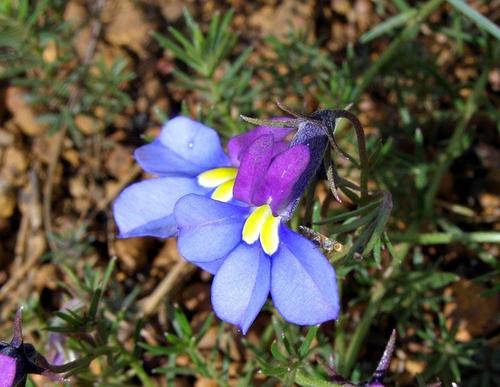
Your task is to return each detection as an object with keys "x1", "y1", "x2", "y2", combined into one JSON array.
[
  {"x1": 271, "y1": 226, "x2": 340, "y2": 325},
  {"x1": 175, "y1": 194, "x2": 248, "y2": 263},
  {"x1": 135, "y1": 117, "x2": 230, "y2": 176},
  {"x1": 162, "y1": 117, "x2": 231, "y2": 173},
  {"x1": 134, "y1": 140, "x2": 206, "y2": 177},
  {"x1": 191, "y1": 257, "x2": 226, "y2": 274},
  {"x1": 113, "y1": 177, "x2": 207, "y2": 238},
  {"x1": 211, "y1": 243, "x2": 270, "y2": 334}
]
